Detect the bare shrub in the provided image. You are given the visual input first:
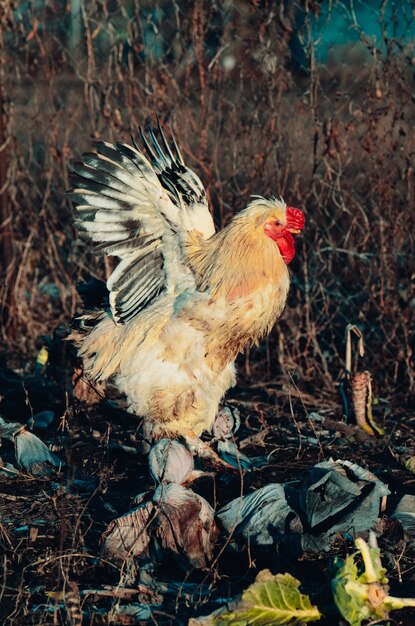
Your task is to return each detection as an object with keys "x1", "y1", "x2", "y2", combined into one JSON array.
[{"x1": 0, "y1": 0, "x2": 413, "y2": 398}]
